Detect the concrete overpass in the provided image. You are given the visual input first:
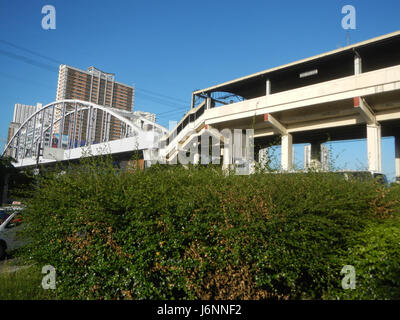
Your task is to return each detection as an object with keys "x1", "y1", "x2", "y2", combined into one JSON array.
[{"x1": 161, "y1": 31, "x2": 400, "y2": 181}]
